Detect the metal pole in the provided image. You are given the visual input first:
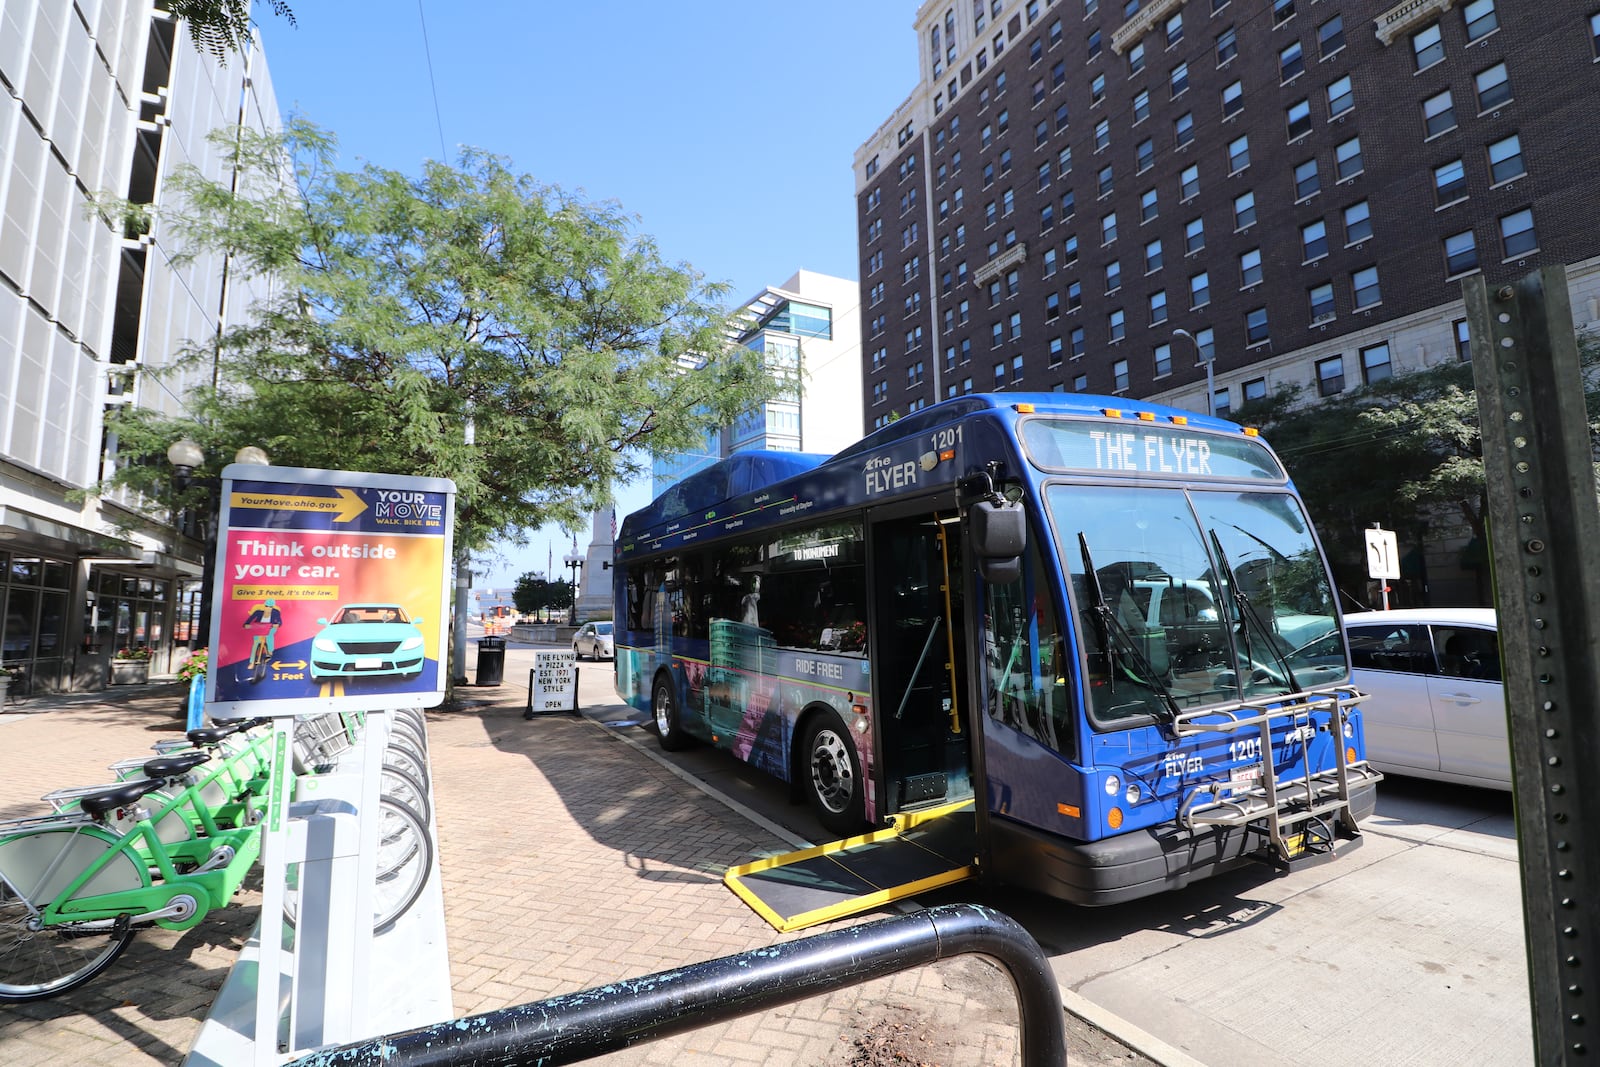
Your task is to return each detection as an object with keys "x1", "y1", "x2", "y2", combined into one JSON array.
[
  {"x1": 1205, "y1": 356, "x2": 1216, "y2": 417},
  {"x1": 1465, "y1": 266, "x2": 1600, "y2": 1064},
  {"x1": 283, "y1": 903, "x2": 1067, "y2": 1067}
]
